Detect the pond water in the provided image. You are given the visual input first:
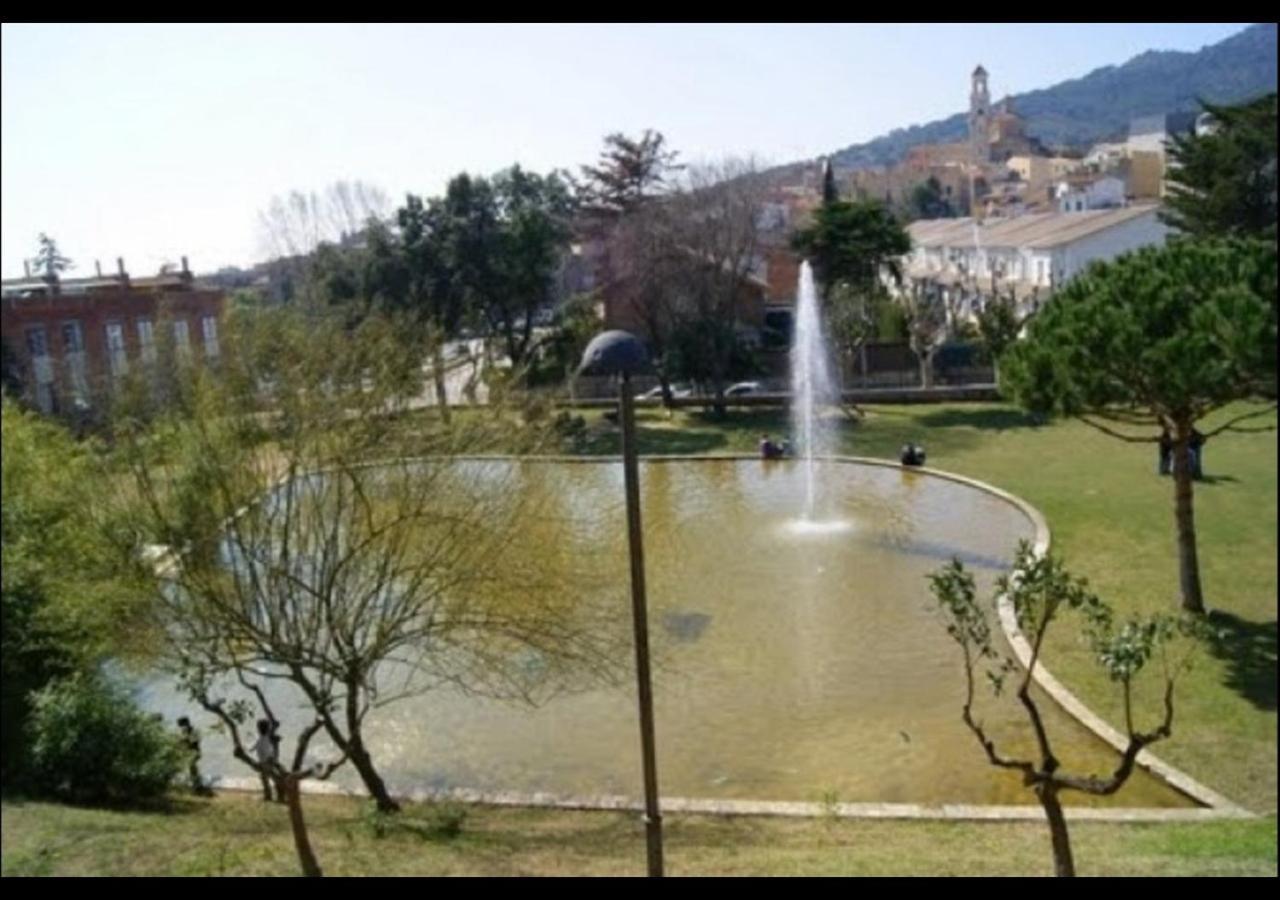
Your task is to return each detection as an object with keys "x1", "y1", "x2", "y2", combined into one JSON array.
[{"x1": 137, "y1": 458, "x2": 1193, "y2": 808}]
